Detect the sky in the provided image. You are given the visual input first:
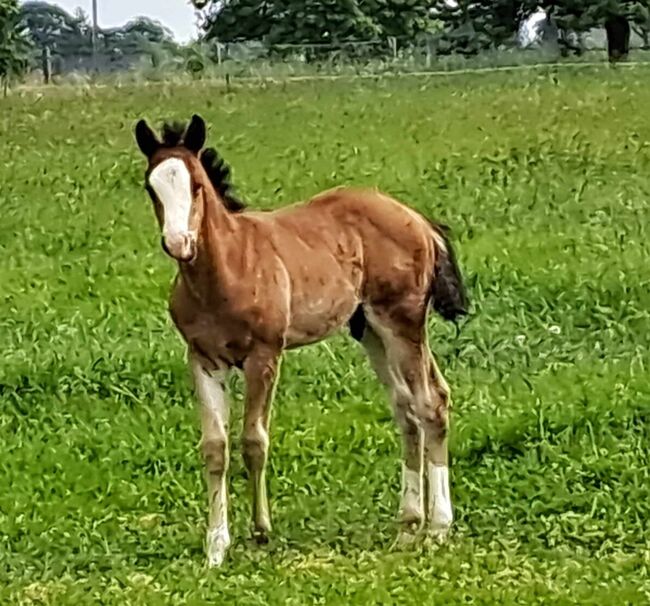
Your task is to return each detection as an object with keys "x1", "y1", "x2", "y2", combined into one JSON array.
[
  {"x1": 519, "y1": 10, "x2": 546, "y2": 46},
  {"x1": 28, "y1": 0, "x2": 199, "y2": 42}
]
